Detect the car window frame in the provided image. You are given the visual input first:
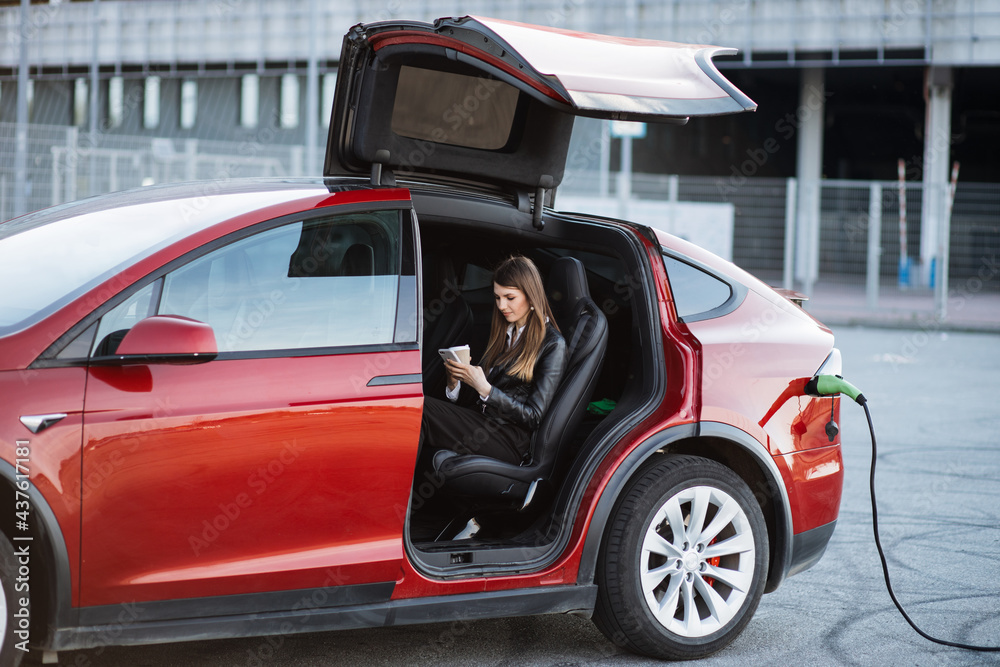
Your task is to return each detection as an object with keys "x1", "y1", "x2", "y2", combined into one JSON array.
[
  {"x1": 32, "y1": 201, "x2": 418, "y2": 368},
  {"x1": 661, "y1": 248, "x2": 747, "y2": 324}
]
